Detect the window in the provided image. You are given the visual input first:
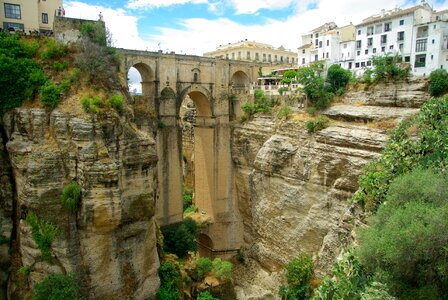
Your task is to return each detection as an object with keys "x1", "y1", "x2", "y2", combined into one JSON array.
[
  {"x1": 42, "y1": 13, "x2": 48, "y2": 24},
  {"x1": 302, "y1": 49, "x2": 305, "y2": 54},
  {"x1": 232, "y1": 53, "x2": 235, "y2": 59},
  {"x1": 315, "y1": 39, "x2": 318, "y2": 46},
  {"x1": 384, "y1": 22, "x2": 392, "y2": 32},
  {"x1": 238, "y1": 51, "x2": 241, "y2": 59},
  {"x1": 348, "y1": 62, "x2": 352, "y2": 69},
  {"x1": 274, "y1": 55, "x2": 277, "y2": 62},
  {"x1": 314, "y1": 54, "x2": 318, "y2": 61},
  {"x1": 432, "y1": 39, "x2": 435, "y2": 44},
  {"x1": 431, "y1": 54, "x2": 434, "y2": 60},
  {"x1": 357, "y1": 50, "x2": 360, "y2": 56},
  {"x1": 414, "y1": 54, "x2": 426, "y2": 67},
  {"x1": 226, "y1": 54, "x2": 229, "y2": 59},
  {"x1": 302, "y1": 58, "x2": 305, "y2": 64},
  {"x1": 361, "y1": 62, "x2": 366, "y2": 67},
  {"x1": 404, "y1": 56, "x2": 410, "y2": 62},
  {"x1": 280, "y1": 56, "x2": 283, "y2": 62},
  {"x1": 262, "y1": 53, "x2": 266, "y2": 62},
  {"x1": 381, "y1": 46, "x2": 385, "y2": 52},
  {"x1": 357, "y1": 29, "x2": 361, "y2": 35},
  {"x1": 389, "y1": 45, "x2": 394, "y2": 50},
  {"x1": 355, "y1": 62, "x2": 360, "y2": 68},
  {"x1": 375, "y1": 24, "x2": 383, "y2": 34},
  {"x1": 397, "y1": 31, "x2": 404, "y2": 41},
  {"x1": 2, "y1": 21, "x2": 24, "y2": 31},
  {"x1": 319, "y1": 41, "x2": 323, "y2": 48},
  {"x1": 399, "y1": 43, "x2": 404, "y2": 52},
  {"x1": 367, "y1": 37, "x2": 373, "y2": 46},
  {"x1": 4, "y1": 3, "x2": 21, "y2": 19},
  {"x1": 416, "y1": 39, "x2": 427, "y2": 52},
  {"x1": 326, "y1": 40, "x2": 329, "y2": 46},
  {"x1": 356, "y1": 40, "x2": 361, "y2": 49},
  {"x1": 286, "y1": 56, "x2": 289, "y2": 63},
  {"x1": 316, "y1": 33, "x2": 319, "y2": 38},
  {"x1": 344, "y1": 43, "x2": 347, "y2": 48},
  {"x1": 399, "y1": 19, "x2": 404, "y2": 25},
  {"x1": 365, "y1": 49, "x2": 368, "y2": 55},
  {"x1": 326, "y1": 52, "x2": 329, "y2": 58},
  {"x1": 381, "y1": 34, "x2": 387, "y2": 44},
  {"x1": 255, "y1": 53, "x2": 259, "y2": 60},
  {"x1": 367, "y1": 26, "x2": 374, "y2": 36},
  {"x1": 373, "y1": 48, "x2": 377, "y2": 54},
  {"x1": 367, "y1": 61, "x2": 372, "y2": 66},
  {"x1": 291, "y1": 58, "x2": 295, "y2": 63},
  {"x1": 268, "y1": 54, "x2": 271, "y2": 62}
]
